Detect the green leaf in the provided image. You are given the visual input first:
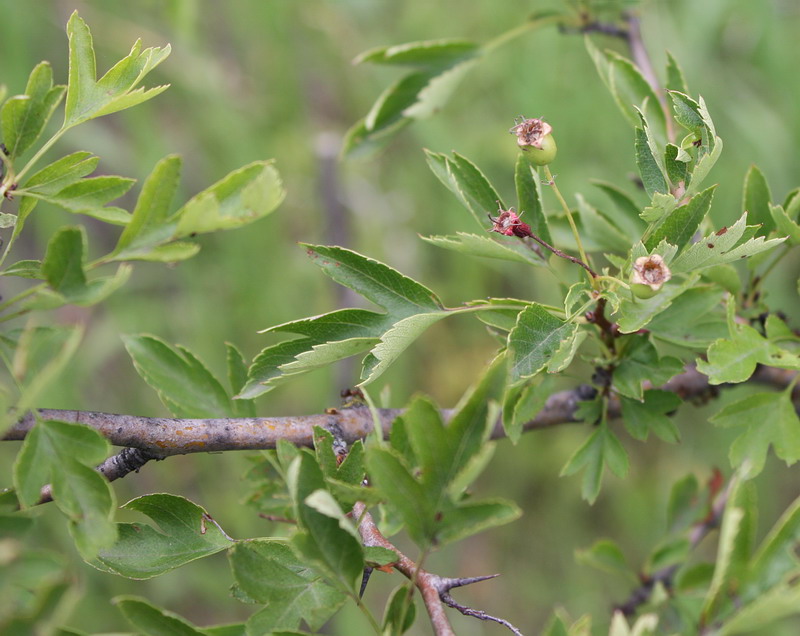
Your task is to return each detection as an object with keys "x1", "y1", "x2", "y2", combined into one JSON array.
[
  {"x1": 382, "y1": 585, "x2": 417, "y2": 635},
  {"x1": 515, "y1": 153, "x2": 551, "y2": 243},
  {"x1": 645, "y1": 185, "x2": 716, "y2": 251},
  {"x1": 230, "y1": 540, "x2": 345, "y2": 633},
  {"x1": 2, "y1": 259, "x2": 43, "y2": 279},
  {"x1": 547, "y1": 330, "x2": 587, "y2": 373},
  {"x1": 403, "y1": 59, "x2": 477, "y2": 120},
  {"x1": 355, "y1": 39, "x2": 478, "y2": 68},
  {"x1": 635, "y1": 125, "x2": 668, "y2": 199},
  {"x1": 424, "y1": 149, "x2": 503, "y2": 228},
  {"x1": 174, "y1": 161, "x2": 285, "y2": 237},
  {"x1": 613, "y1": 337, "x2": 684, "y2": 400},
  {"x1": 227, "y1": 343, "x2": 255, "y2": 418},
  {"x1": 575, "y1": 539, "x2": 632, "y2": 578},
  {"x1": 665, "y1": 51, "x2": 689, "y2": 94},
  {"x1": 620, "y1": 390, "x2": 682, "y2": 442},
  {"x1": 503, "y1": 376, "x2": 552, "y2": 443},
  {"x1": 508, "y1": 304, "x2": 578, "y2": 385},
  {"x1": 287, "y1": 454, "x2": 364, "y2": 593},
  {"x1": 1, "y1": 62, "x2": 65, "y2": 159},
  {"x1": 671, "y1": 213, "x2": 783, "y2": 273},
  {"x1": 664, "y1": 143, "x2": 689, "y2": 185},
  {"x1": 770, "y1": 203, "x2": 800, "y2": 245},
  {"x1": 606, "y1": 50, "x2": 666, "y2": 136},
  {"x1": 94, "y1": 494, "x2": 231, "y2": 579},
  {"x1": 591, "y1": 181, "x2": 645, "y2": 241},
  {"x1": 436, "y1": 499, "x2": 521, "y2": 545},
  {"x1": 702, "y1": 485, "x2": 745, "y2": 619},
  {"x1": 13, "y1": 419, "x2": 116, "y2": 558},
  {"x1": 646, "y1": 286, "x2": 726, "y2": 348},
  {"x1": 41, "y1": 226, "x2": 87, "y2": 295},
  {"x1": 303, "y1": 245, "x2": 442, "y2": 315},
  {"x1": 698, "y1": 301, "x2": 800, "y2": 384},
  {"x1": 576, "y1": 194, "x2": 630, "y2": 252},
  {"x1": 123, "y1": 335, "x2": 234, "y2": 418},
  {"x1": 719, "y1": 582, "x2": 800, "y2": 636},
  {"x1": 2, "y1": 325, "x2": 83, "y2": 434},
  {"x1": 64, "y1": 11, "x2": 170, "y2": 128},
  {"x1": 32, "y1": 175, "x2": 135, "y2": 224},
  {"x1": 667, "y1": 474, "x2": 700, "y2": 531},
  {"x1": 711, "y1": 391, "x2": 800, "y2": 477},
  {"x1": 366, "y1": 446, "x2": 433, "y2": 546},
  {"x1": 742, "y1": 164, "x2": 773, "y2": 236},
  {"x1": 113, "y1": 154, "x2": 181, "y2": 255},
  {"x1": 421, "y1": 232, "x2": 543, "y2": 266},
  {"x1": 360, "y1": 311, "x2": 448, "y2": 384},
  {"x1": 614, "y1": 274, "x2": 699, "y2": 334},
  {"x1": 114, "y1": 596, "x2": 204, "y2": 636},
  {"x1": 561, "y1": 423, "x2": 629, "y2": 504}
]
